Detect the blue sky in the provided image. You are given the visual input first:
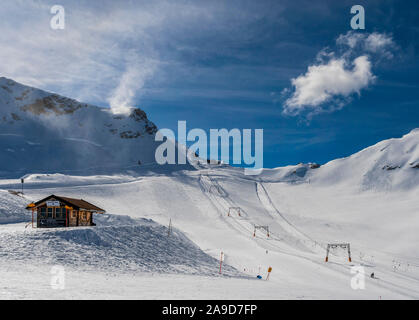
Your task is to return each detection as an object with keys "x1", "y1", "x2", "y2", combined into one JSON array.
[{"x1": 1, "y1": 0, "x2": 418, "y2": 168}]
